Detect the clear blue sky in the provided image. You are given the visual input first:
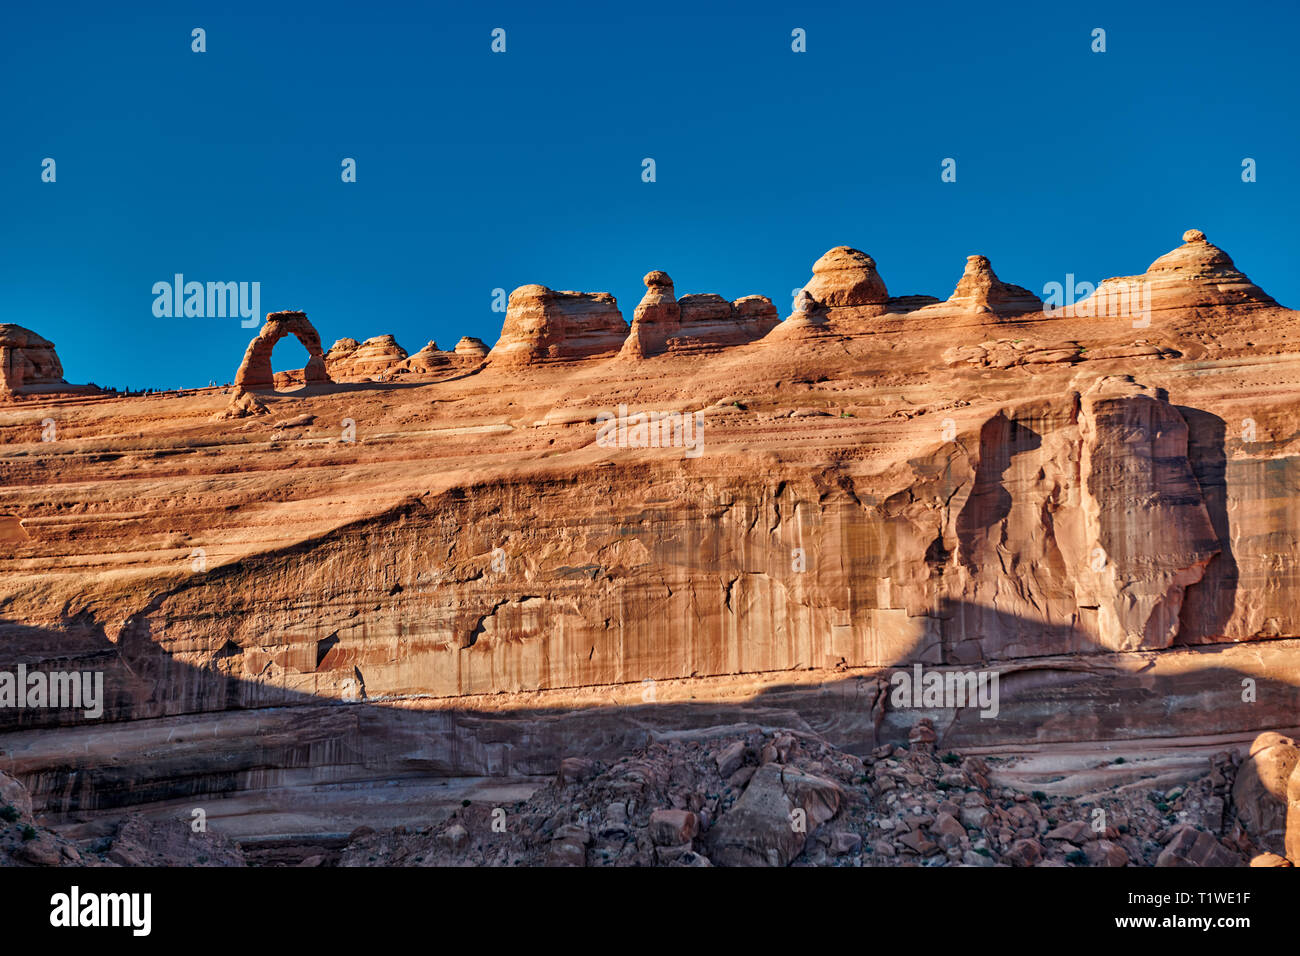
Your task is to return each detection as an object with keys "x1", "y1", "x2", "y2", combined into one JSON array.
[{"x1": 2, "y1": 0, "x2": 1296, "y2": 389}]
